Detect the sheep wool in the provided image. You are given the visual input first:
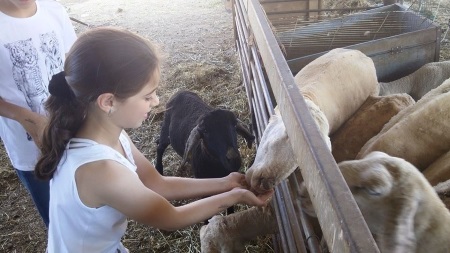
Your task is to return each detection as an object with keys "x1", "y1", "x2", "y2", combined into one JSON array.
[
  {"x1": 294, "y1": 48, "x2": 379, "y2": 134},
  {"x1": 331, "y1": 94, "x2": 415, "y2": 163},
  {"x1": 358, "y1": 78, "x2": 450, "y2": 171}
]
